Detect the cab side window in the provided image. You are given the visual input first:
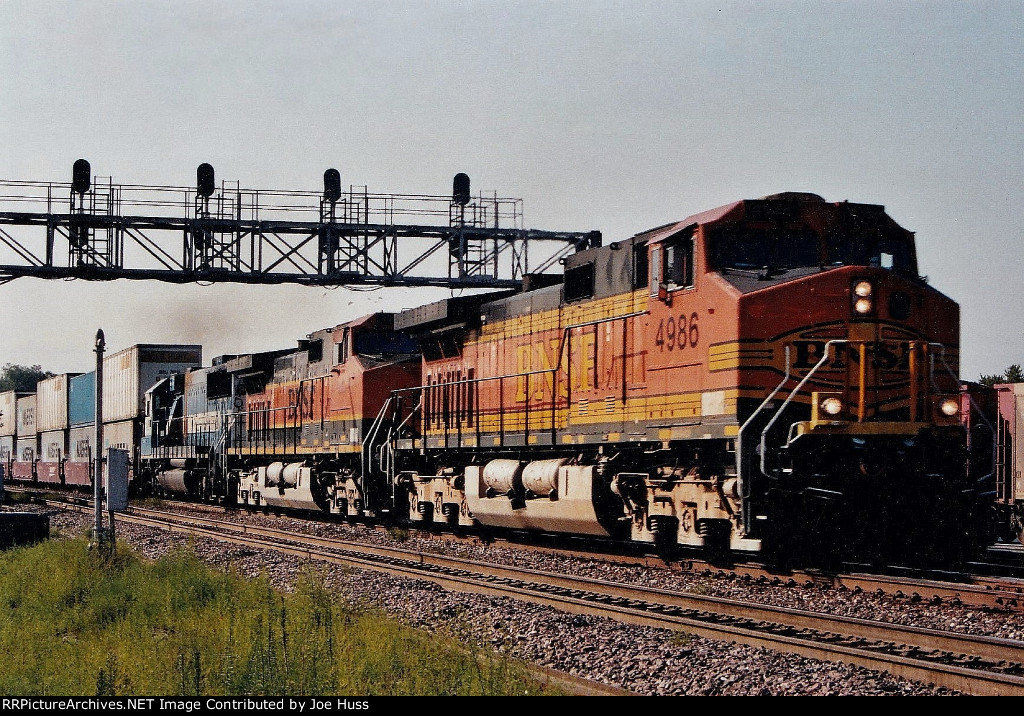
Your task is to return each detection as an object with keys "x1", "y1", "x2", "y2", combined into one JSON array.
[
  {"x1": 664, "y1": 235, "x2": 694, "y2": 290},
  {"x1": 650, "y1": 229, "x2": 696, "y2": 297},
  {"x1": 336, "y1": 328, "x2": 350, "y2": 363}
]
